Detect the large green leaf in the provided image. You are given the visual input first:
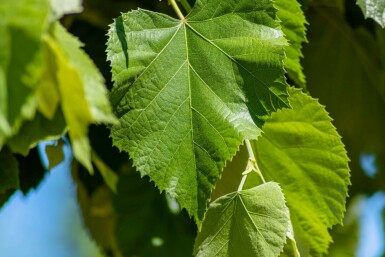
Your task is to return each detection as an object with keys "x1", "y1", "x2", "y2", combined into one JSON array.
[
  {"x1": 275, "y1": 0, "x2": 308, "y2": 87},
  {"x1": 357, "y1": 0, "x2": 385, "y2": 27},
  {"x1": 0, "y1": 0, "x2": 50, "y2": 147},
  {"x1": 252, "y1": 88, "x2": 350, "y2": 256},
  {"x1": 45, "y1": 22, "x2": 116, "y2": 172},
  {"x1": 107, "y1": 0, "x2": 288, "y2": 223},
  {"x1": 194, "y1": 182, "x2": 289, "y2": 257}
]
